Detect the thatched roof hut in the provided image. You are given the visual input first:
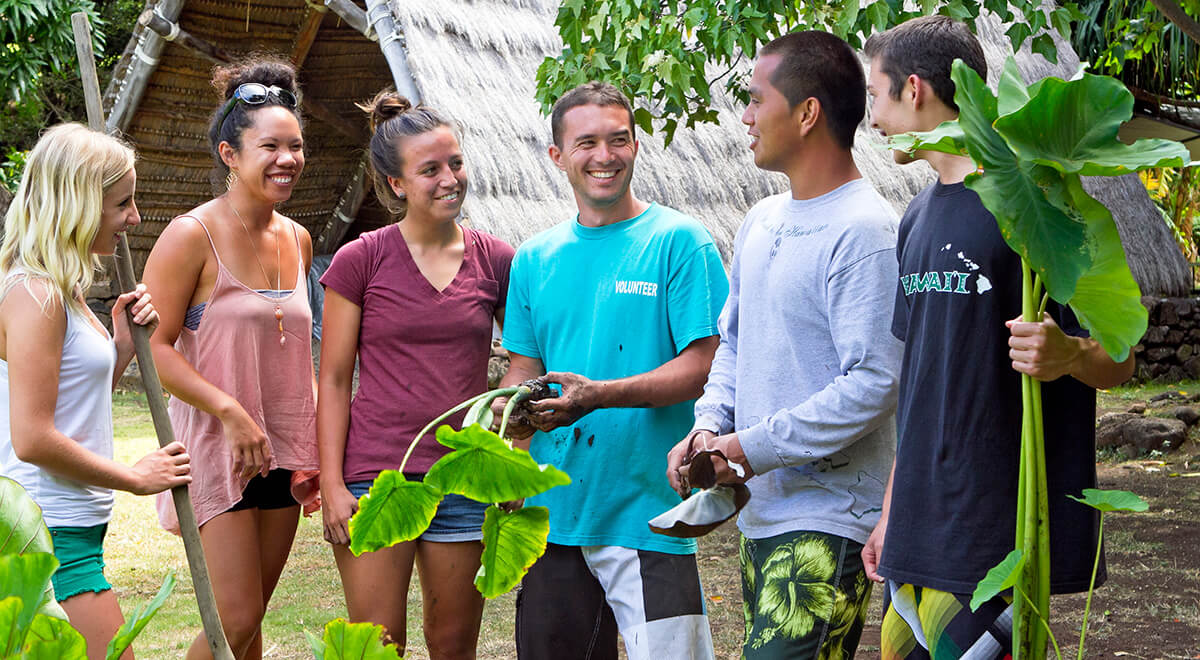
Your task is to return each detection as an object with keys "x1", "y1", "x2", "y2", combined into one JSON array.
[{"x1": 103, "y1": 0, "x2": 1190, "y2": 296}]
